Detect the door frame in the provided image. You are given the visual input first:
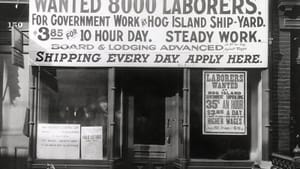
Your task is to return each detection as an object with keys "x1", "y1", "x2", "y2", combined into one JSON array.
[{"x1": 116, "y1": 69, "x2": 184, "y2": 162}]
